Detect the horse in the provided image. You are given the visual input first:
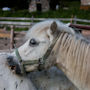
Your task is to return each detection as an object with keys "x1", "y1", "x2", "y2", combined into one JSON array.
[
  {"x1": 0, "y1": 20, "x2": 78, "y2": 90},
  {"x1": 26, "y1": 20, "x2": 90, "y2": 90},
  {"x1": 7, "y1": 20, "x2": 90, "y2": 90}
]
